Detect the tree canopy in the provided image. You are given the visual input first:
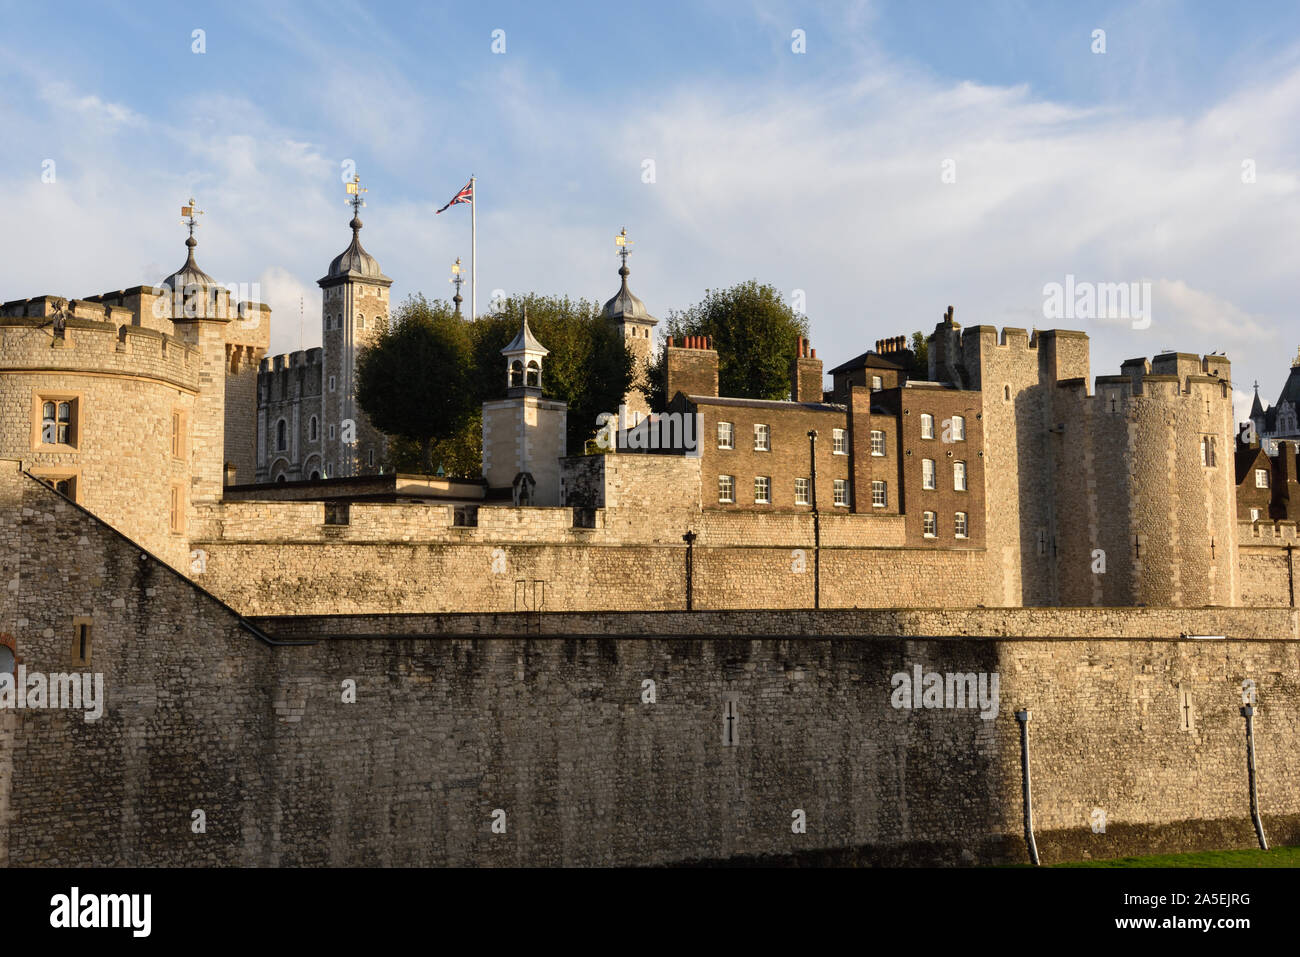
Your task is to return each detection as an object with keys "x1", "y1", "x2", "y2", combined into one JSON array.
[
  {"x1": 642, "y1": 279, "x2": 811, "y2": 407},
  {"x1": 356, "y1": 293, "x2": 635, "y2": 476},
  {"x1": 354, "y1": 295, "x2": 474, "y2": 472}
]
